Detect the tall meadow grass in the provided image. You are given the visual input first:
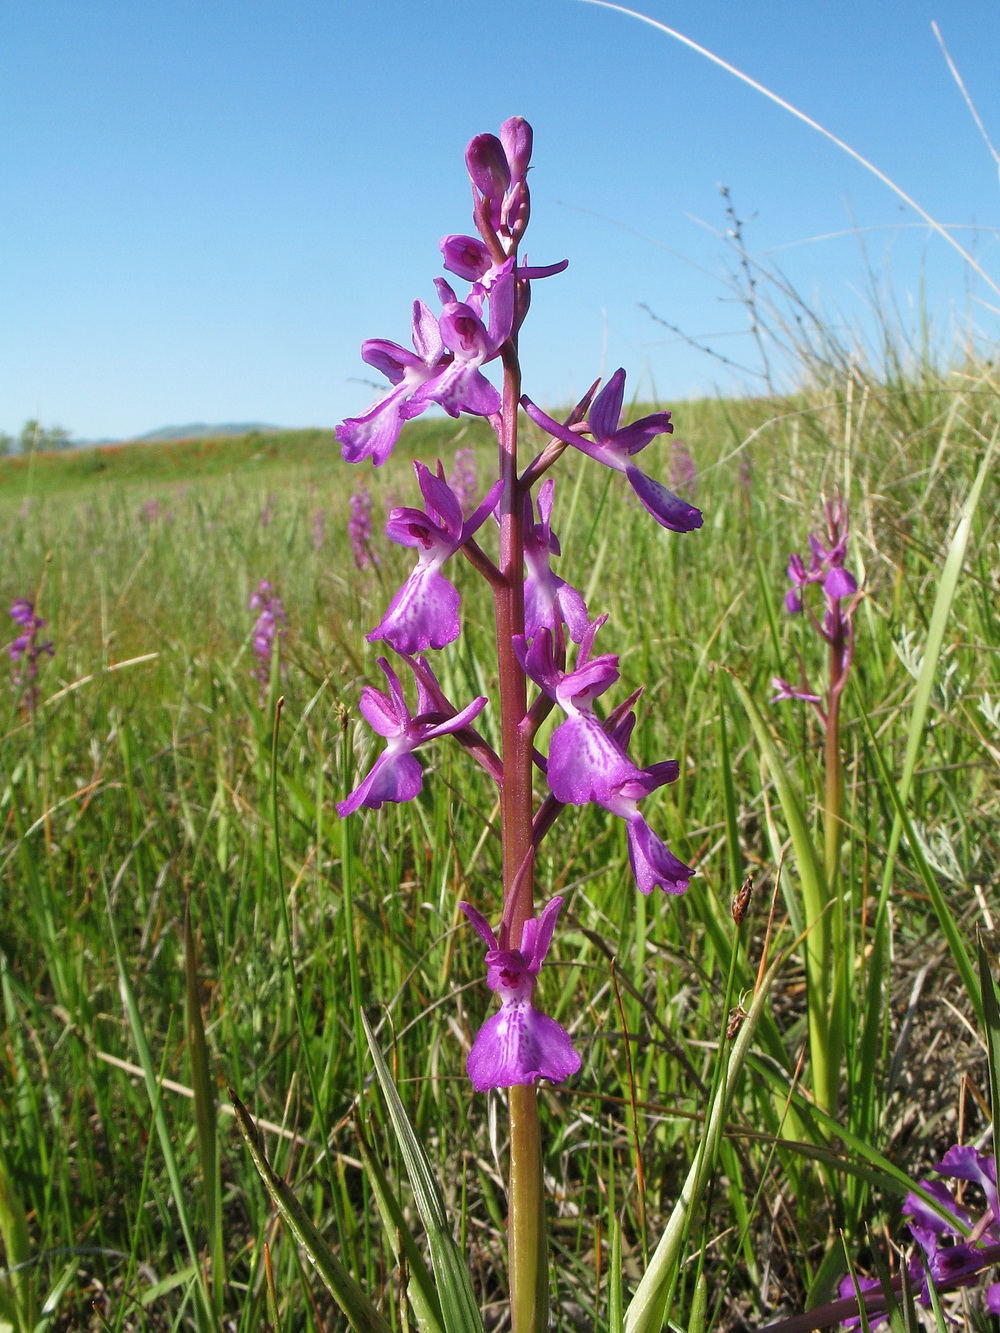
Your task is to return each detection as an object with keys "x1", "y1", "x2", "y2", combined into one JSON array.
[{"x1": 0, "y1": 354, "x2": 997, "y2": 1329}]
